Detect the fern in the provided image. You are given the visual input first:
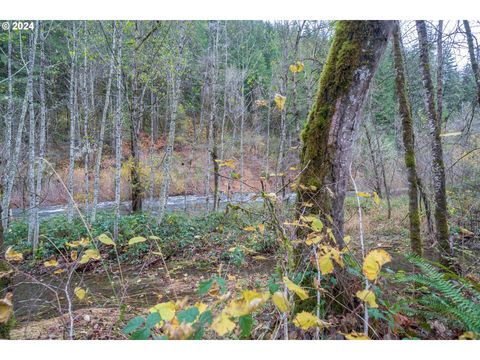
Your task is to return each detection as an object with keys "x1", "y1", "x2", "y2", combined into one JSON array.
[{"x1": 394, "y1": 254, "x2": 480, "y2": 333}]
